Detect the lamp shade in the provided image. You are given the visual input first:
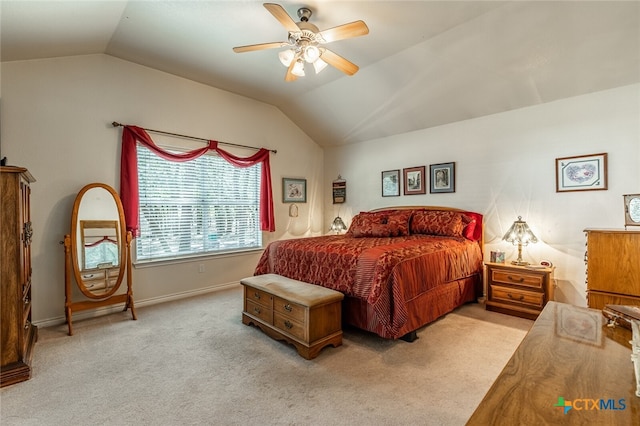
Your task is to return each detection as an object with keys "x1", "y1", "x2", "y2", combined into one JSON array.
[
  {"x1": 503, "y1": 216, "x2": 538, "y2": 245},
  {"x1": 330, "y1": 216, "x2": 347, "y2": 233},
  {"x1": 278, "y1": 49, "x2": 295, "y2": 66},
  {"x1": 503, "y1": 216, "x2": 538, "y2": 265}
]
